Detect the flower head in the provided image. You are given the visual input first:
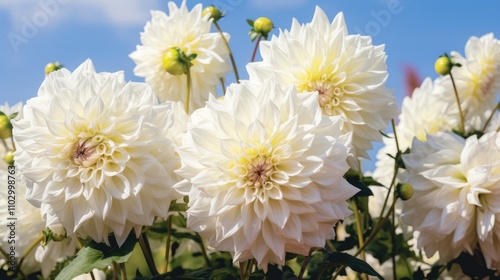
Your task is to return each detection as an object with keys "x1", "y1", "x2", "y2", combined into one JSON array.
[
  {"x1": 13, "y1": 59, "x2": 186, "y2": 246},
  {"x1": 129, "y1": 1, "x2": 231, "y2": 112},
  {"x1": 435, "y1": 33, "x2": 500, "y2": 132},
  {"x1": 175, "y1": 78, "x2": 358, "y2": 271},
  {"x1": 247, "y1": 7, "x2": 397, "y2": 169},
  {"x1": 0, "y1": 170, "x2": 77, "y2": 277},
  {"x1": 401, "y1": 131, "x2": 500, "y2": 270}
]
